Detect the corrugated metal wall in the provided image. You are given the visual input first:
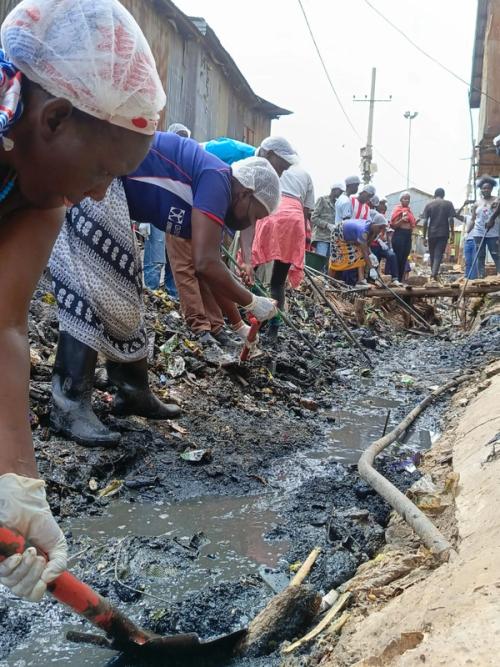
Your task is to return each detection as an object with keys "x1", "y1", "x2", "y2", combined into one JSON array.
[{"x1": 0, "y1": 0, "x2": 273, "y2": 143}]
